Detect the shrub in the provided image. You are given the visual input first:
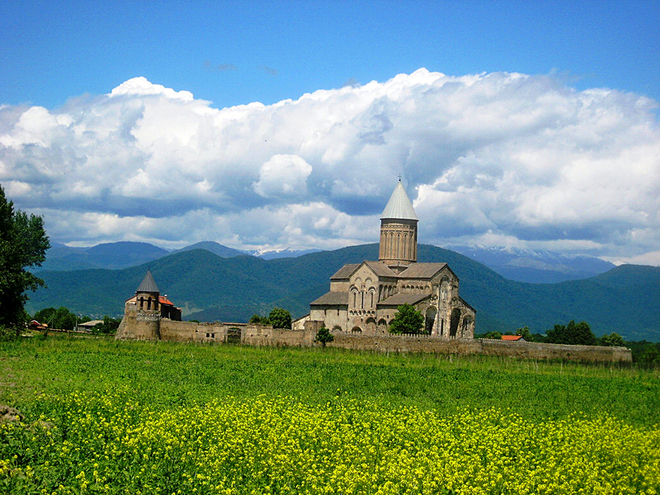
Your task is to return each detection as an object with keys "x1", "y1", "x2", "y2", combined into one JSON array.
[
  {"x1": 600, "y1": 332, "x2": 625, "y2": 347},
  {"x1": 315, "y1": 327, "x2": 334, "y2": 347}
]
